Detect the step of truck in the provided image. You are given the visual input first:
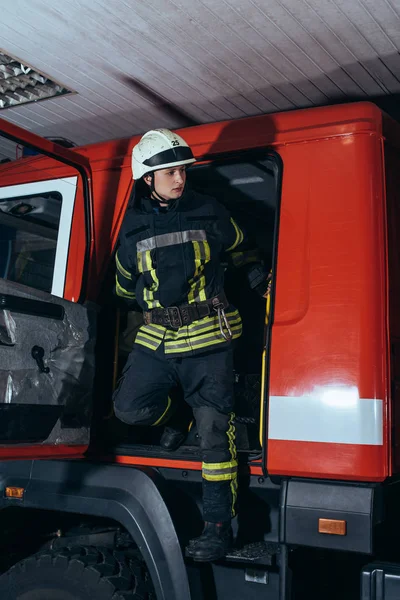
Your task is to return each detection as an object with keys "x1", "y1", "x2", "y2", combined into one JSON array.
[
  {"x1": 104, "y1": 442, "x2": 260, "y2": 461},
  {"x1": 225, "y1": 541, "x2": 280, "y2": 566}
]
